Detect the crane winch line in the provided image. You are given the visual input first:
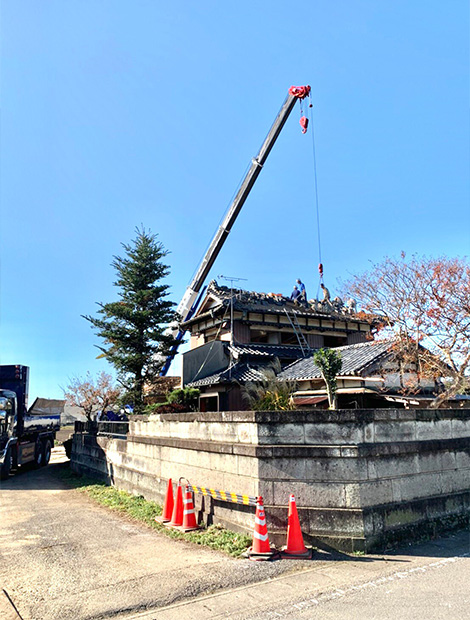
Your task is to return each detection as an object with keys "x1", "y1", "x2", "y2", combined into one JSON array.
[
  {"x1": 308, "y1": 101, "x2": 324, "y2": 294},
  {"x1": 161, "y1": 85, "x2": 312, "y2": 376}
]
